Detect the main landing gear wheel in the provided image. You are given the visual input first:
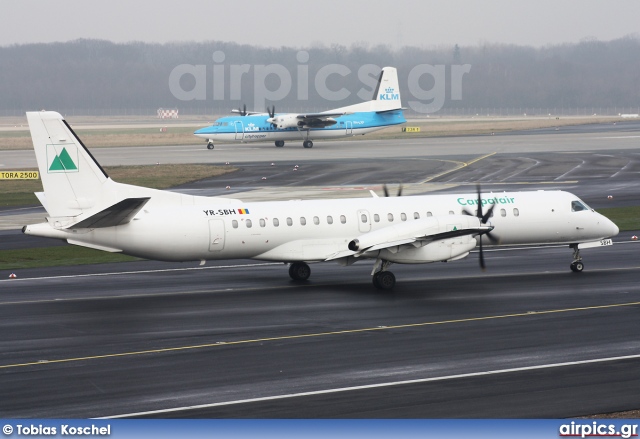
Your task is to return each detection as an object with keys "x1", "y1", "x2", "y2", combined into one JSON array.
[
  {"x1": 570, "y1": 261, "x2": 584, "y2": 272},
  {"x1": 275, "y1": 140, "x2": 285, "y2": 147},
  {"x1": 207, "y1": 142, "x2": 214, "y2": 150},
  {"x1": 373, "y1": 271, "x2": 396, "y2": 290},
  {"x1": 303, "y1": 140, "x2": 313, "y2": 148},
  {"x1": 289, "y1": 262, "x2": 311, "y2": 281}
]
